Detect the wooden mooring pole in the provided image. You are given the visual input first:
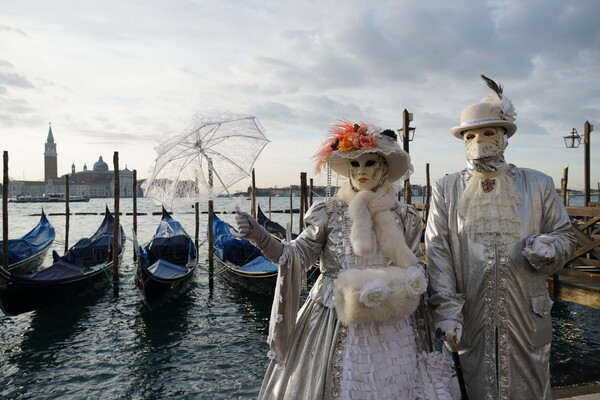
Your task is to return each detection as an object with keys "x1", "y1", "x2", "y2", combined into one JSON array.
[
  {"x1": 133, "y1": 169, "x2": 138, "y2": 262},
  {"x1": 424, "y1": 163, "x2": 431, "y2": 223},
  {"x1": 561, "y1": 165, "x2": 569, "y2": 206},
  {"x1": 299, "y1": 172, "x2": 307, "y2": 231},
  {"x1": 2, "y1": 151, "x2": 8, "y2": 270},
  {"x1": 251, "y1": 168, "x2": 256, "y2": 218},
  {"x1": 65, "y1": 174, "x2": 70, "y2": 252},
  {"x1": 289, "y1": 187, "x2": 293, "y2": 234},
  {"x1": 208, "y1": 161, "x2": 214, "y2": 289},
  {"x1": 112, "y1": 152, "x2": 120, "y2": 296}
]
